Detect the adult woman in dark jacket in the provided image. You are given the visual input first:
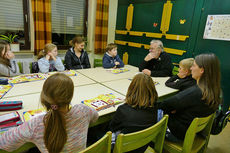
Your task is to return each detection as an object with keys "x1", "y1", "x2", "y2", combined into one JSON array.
[
  {"x1": 157, "y1": 53, "x2": 221, "y2": 140},
  {"x1": 64, "y1": 36, "x2": 90, "y2": 69}
]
